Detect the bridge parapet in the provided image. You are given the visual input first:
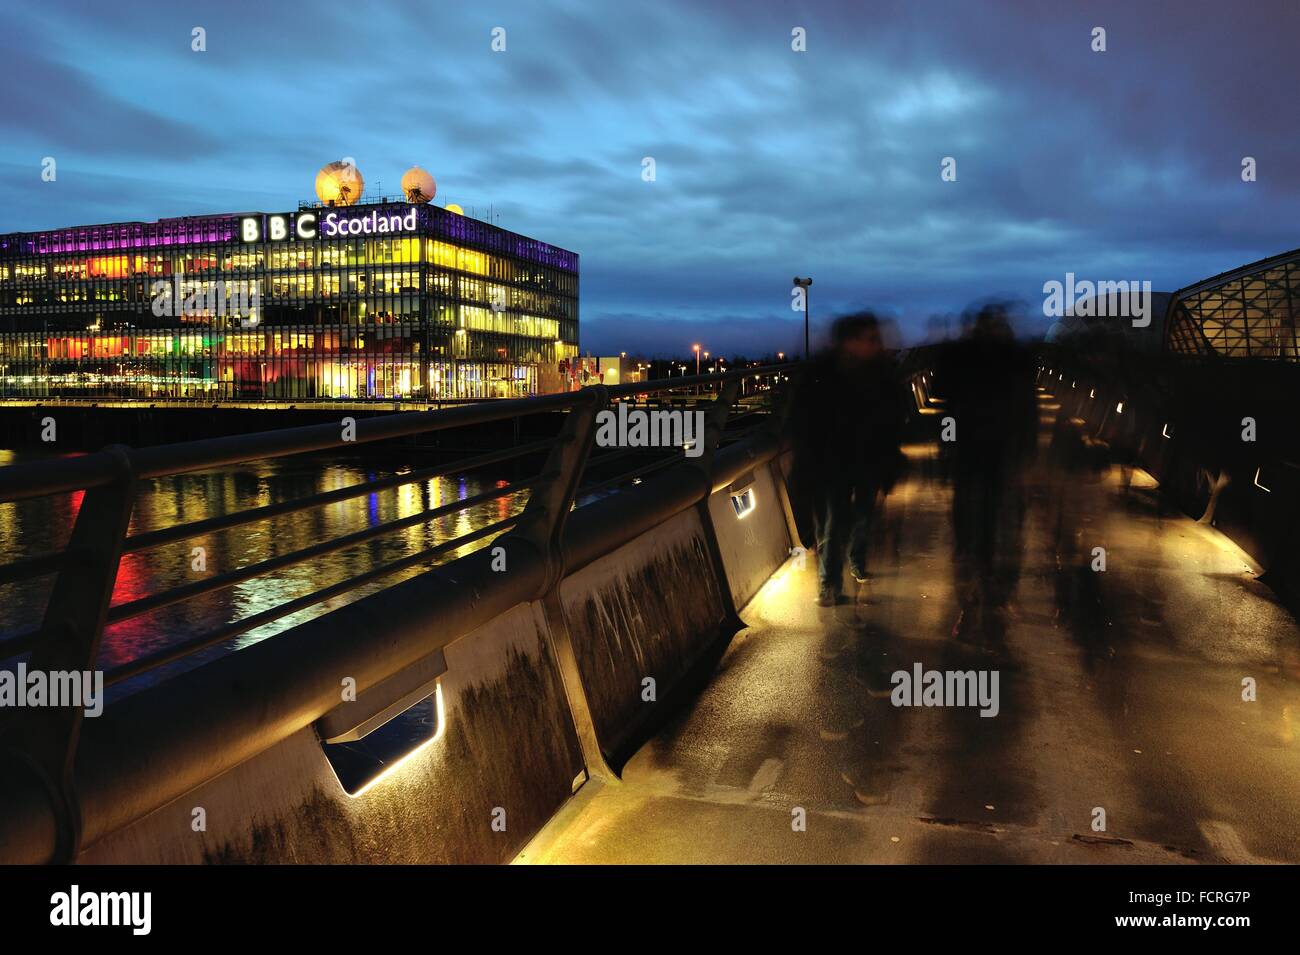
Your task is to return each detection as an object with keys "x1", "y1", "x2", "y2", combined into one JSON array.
[{"x1": 0, "y1": 365, "x2": 796, "y2": 864}]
